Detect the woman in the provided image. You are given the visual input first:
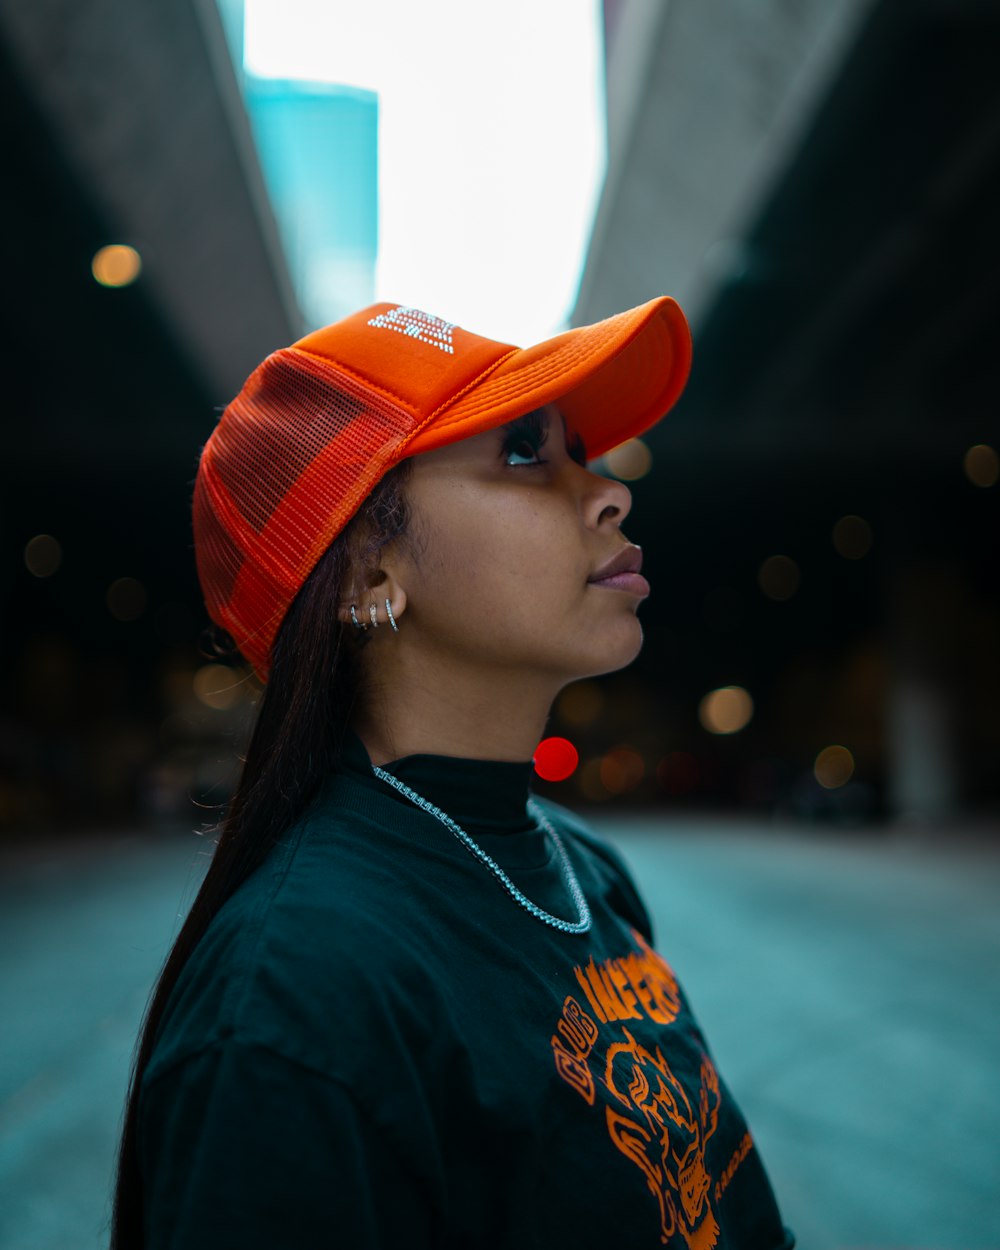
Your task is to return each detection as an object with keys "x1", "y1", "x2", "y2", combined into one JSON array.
[{"x1": 111, "y1": 299, "x2": 795, "y2": 1248}]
